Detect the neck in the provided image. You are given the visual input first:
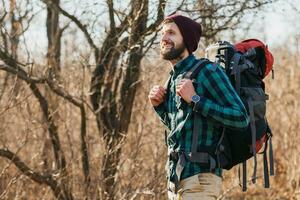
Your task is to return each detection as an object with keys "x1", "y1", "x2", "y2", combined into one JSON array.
[{"x1": 170, "y1": 50, "x2": 190, "y2": 67}]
